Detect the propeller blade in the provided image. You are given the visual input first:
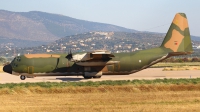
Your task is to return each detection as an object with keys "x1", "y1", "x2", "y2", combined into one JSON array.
[{"x1": 66, "y1": 49, "x2": 73, "y2": 60}]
